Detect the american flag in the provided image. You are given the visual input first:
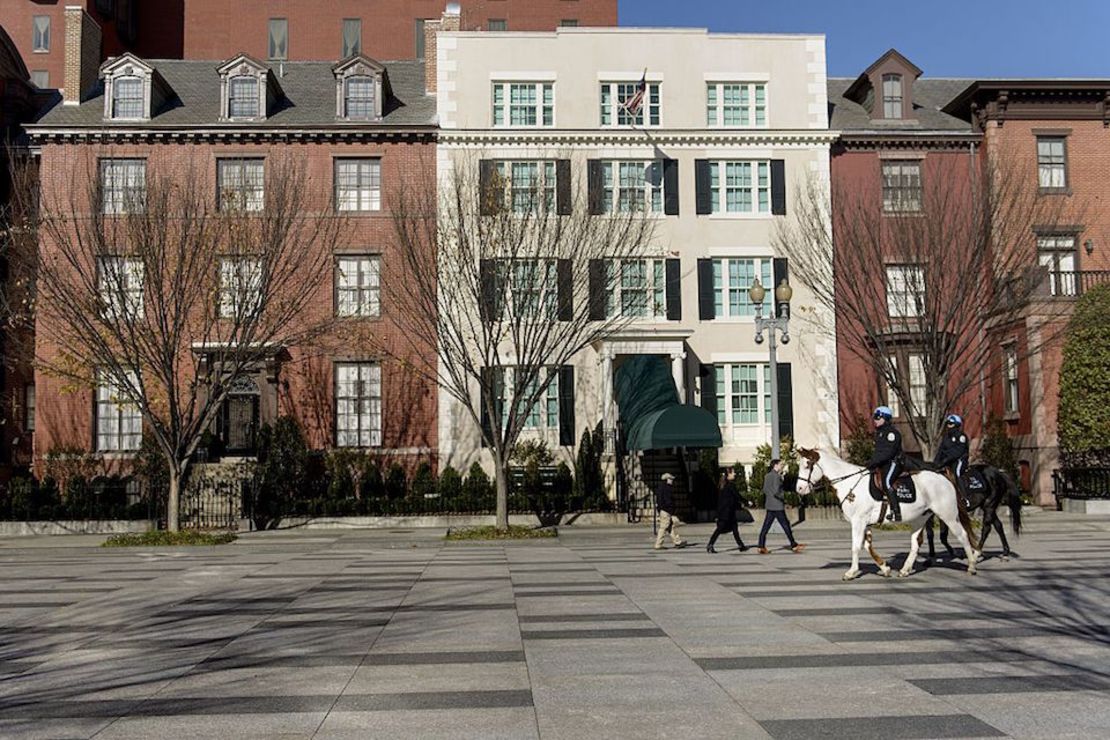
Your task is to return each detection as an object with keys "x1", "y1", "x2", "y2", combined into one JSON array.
[{"x1": 621, "y1": 70, "x2": 647, "y2": 118}]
